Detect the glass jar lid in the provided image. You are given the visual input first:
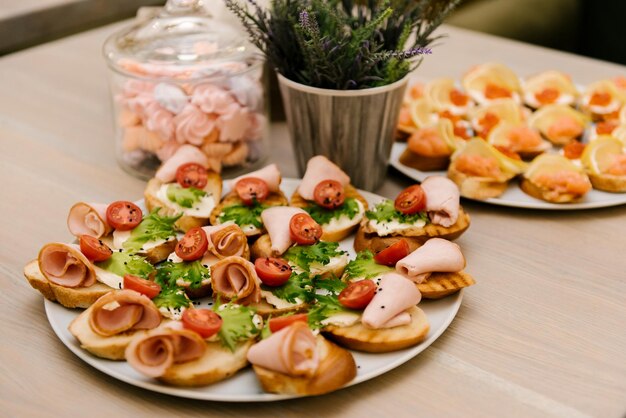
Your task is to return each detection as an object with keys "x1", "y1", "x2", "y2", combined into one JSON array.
[{"x1": 103, "y1": 0, "x2": 261, "y2": 81}]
